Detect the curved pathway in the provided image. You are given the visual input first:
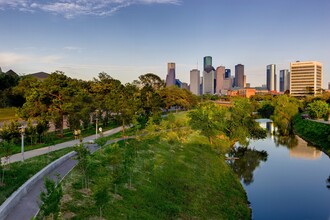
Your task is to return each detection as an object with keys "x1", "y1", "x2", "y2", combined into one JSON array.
[
  {"x1": 4, "y1": 134, "x2": 133, "y2": 220},
  {"x1": 1, "y1": 127, "x2": 132, "y2": 220}
]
